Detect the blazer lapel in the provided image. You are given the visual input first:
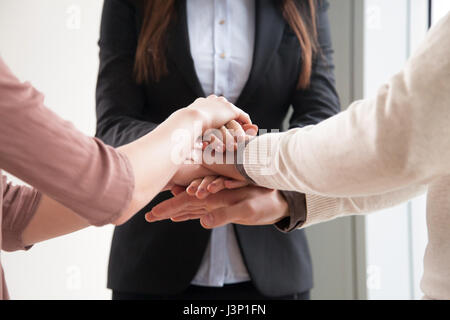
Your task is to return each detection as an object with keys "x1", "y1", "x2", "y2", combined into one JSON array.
[
  {"x1": 236, "y1": 0, "x2": 286, "y2": 107},
  {"x1": 167, "y1": 0, "x2": 205, "y2": 97}
]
